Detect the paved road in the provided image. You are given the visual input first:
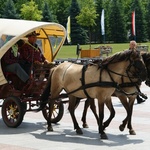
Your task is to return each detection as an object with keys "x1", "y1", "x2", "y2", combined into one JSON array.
[{"x1": 0, "y1": 83, "x2": 150, "y2": 150}]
